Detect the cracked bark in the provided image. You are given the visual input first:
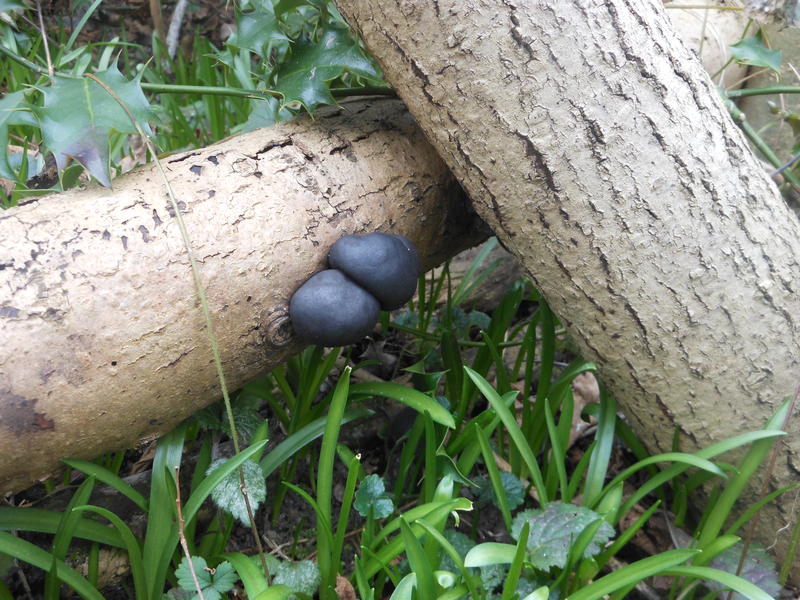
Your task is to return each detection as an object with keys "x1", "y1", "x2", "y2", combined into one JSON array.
[
  {"x1": 334, "y1": 0, "x2": 800, "y2": 578},
  {"x1": 0, "y1": 99, "x2": 485, "y2": 492}
]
